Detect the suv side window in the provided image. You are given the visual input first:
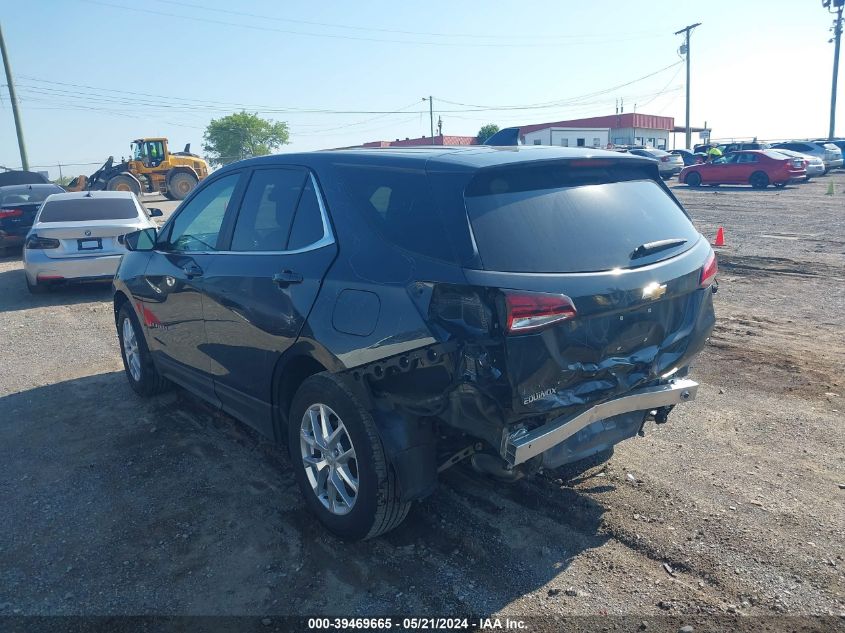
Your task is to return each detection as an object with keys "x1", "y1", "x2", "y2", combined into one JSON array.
[
  {"x1": 287, "y1": 176, "x2": 326, "y2": 250},
  {"x1": 230, "y1": 168, "x2": 307, "y2": 252},
  {"x1": 164, "y1": 173, "x2": 239, "y2": 252},
  {"x1": 333, "y1": 163, "x2": 454, "y2": 262}
]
